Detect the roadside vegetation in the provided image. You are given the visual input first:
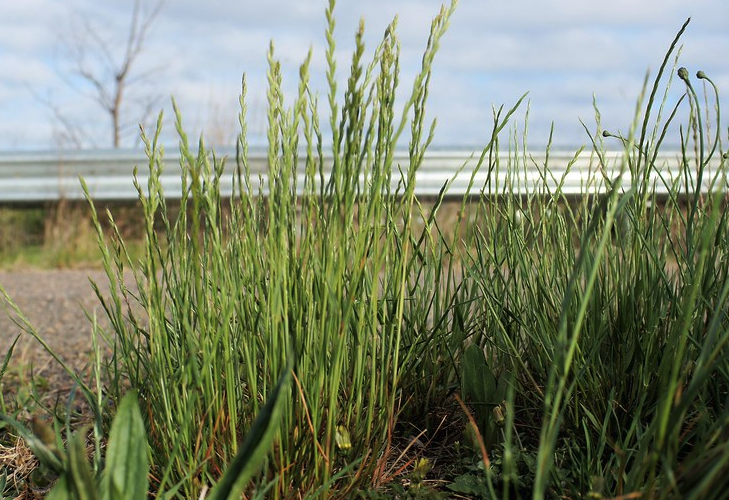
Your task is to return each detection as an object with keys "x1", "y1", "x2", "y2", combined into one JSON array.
[
  {"x1": 0, "y1": 202, "x2": 147, "y2": 269},
  {"x1": 2, "y1": 1, "x2": 729, "y2": 498}
]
